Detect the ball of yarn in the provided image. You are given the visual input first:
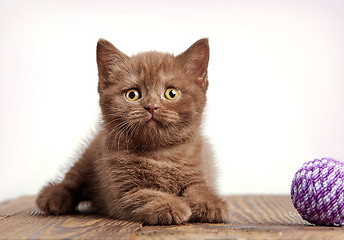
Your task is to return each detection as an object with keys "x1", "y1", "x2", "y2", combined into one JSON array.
[{"x1": 291, "y1": 158, "x2": 344, "y2": 226}]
